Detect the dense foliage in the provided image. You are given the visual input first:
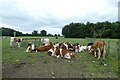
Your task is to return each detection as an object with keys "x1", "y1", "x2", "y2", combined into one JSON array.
[
  {"x1": 1, "y1": 27, "x2": 23, "y2": 36},
  {"x1": 62, "y1": 21, "x2": 120, "y2": 38}
]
